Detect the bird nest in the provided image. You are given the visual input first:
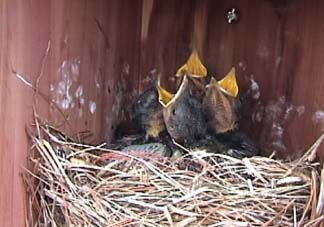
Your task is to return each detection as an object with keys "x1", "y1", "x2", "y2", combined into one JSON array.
[{"x1": 24, "y1": 118, "x2": 324, "y2": 227}]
